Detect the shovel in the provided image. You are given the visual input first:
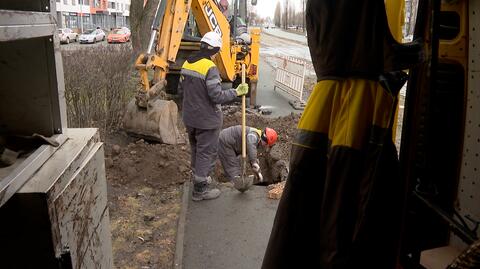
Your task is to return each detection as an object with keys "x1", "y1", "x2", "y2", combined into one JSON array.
[{"x1": 234, "y1": 64, "x2": 254, "y2": 192}]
